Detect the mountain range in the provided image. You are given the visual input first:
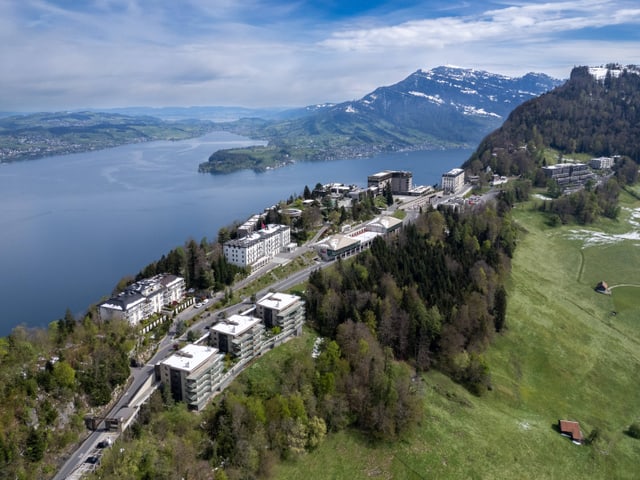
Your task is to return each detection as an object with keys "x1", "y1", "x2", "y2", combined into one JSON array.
[{"x1": 200, "y1": 66, "x2": 562, "y2": 173}]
